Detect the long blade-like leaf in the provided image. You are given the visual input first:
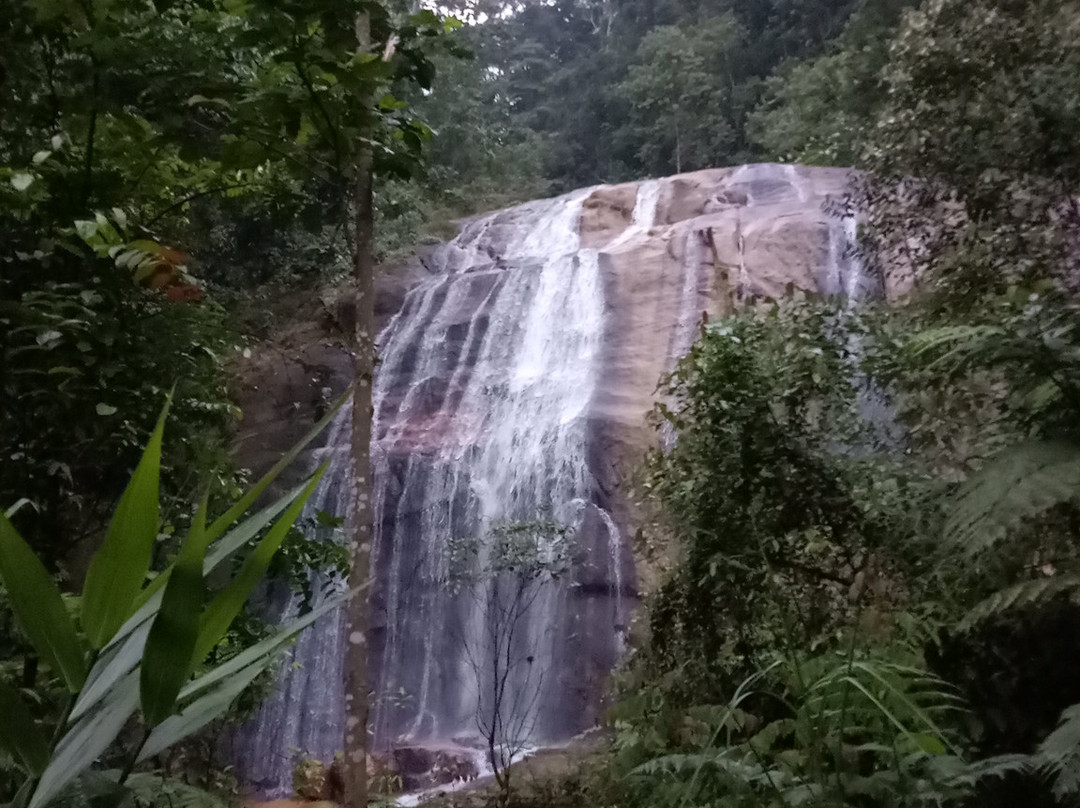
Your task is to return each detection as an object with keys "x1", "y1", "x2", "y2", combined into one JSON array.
[
  {"x1": 192, "y1": 465, "x2": 328, "y2": 664},
  {"x1": 178, "y1": 592, "x2": 350, "y2": 706},
  {"x1": 70, "y1": 479, "x2": 313, "y2": 723},
  {"x1": 82, "y1": 396, "x2": 171, "y2": 648},
  {"x1": 0, "y1": 678, "x2": 49, "y2": 775},
  {"x1": 132, "y1": 478, "x2": 311, "y2": 613},
  {"x1": 29, "y1": 670, "x2": 140, "y2": 808},
  {"x1": 69, "y1": 615, "x2": 152, "y2": 723},
  {"x1": 204, "y1": 389, "x2": 348, "y2": 543},
  {"x1": 137, "y1": 659, "x2": 267, "y2": 762},
  {"x1": 140, "y1": 497, "x2": 211, "y2": 726},
  {"x1": 0, "y1": 512, "x2": 87, "y2": 692}
]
